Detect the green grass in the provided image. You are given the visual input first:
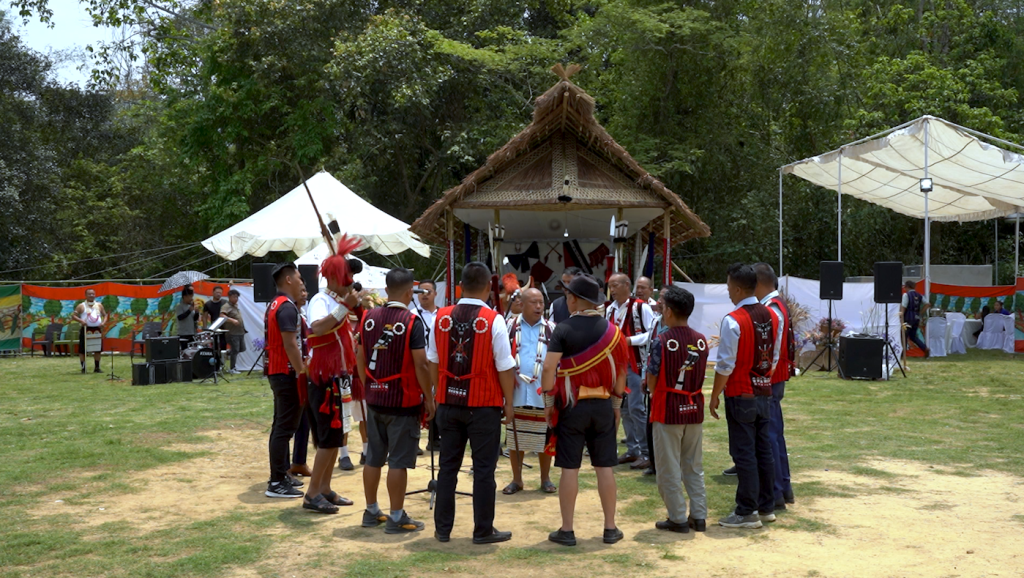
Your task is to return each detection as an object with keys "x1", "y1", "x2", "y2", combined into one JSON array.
[{"x1": 1, "y1": 348, "x2": 1023, "y2": 576}]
